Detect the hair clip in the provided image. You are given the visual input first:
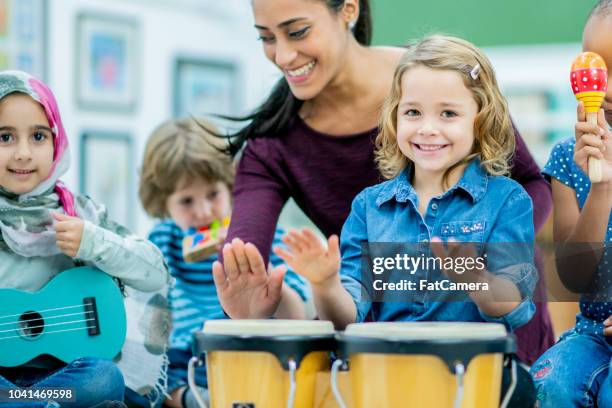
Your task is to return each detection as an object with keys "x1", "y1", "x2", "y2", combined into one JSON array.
[{"x1": 470, "y1": 63, "x2": 481, "y2": 80}]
